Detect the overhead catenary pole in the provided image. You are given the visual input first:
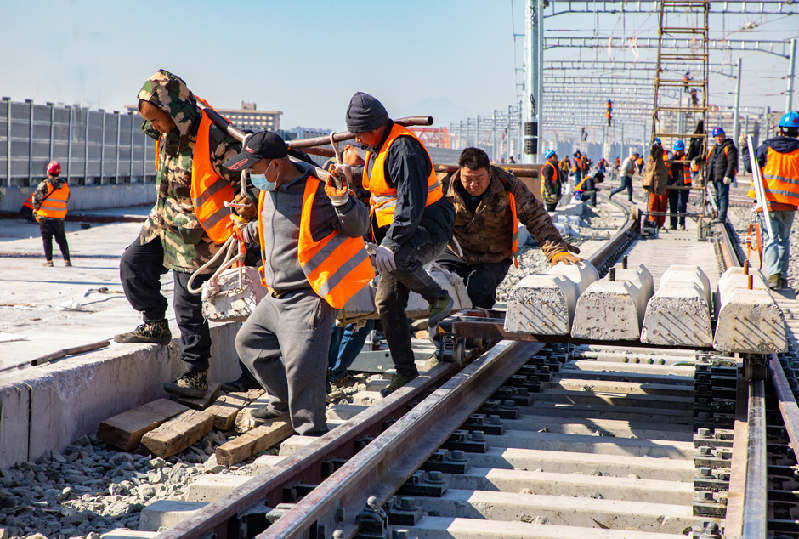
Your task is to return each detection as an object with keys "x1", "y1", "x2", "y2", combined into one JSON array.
[
  {"x1": 493, "y1": 110, "x2": 498, "y2": 161},
  {"x1": 733, "y1": 58, "x2": 742, "y2": 142},
  {"x1": 524, "y1": 0, "x2": 541, "y2": 164},
  {"x1": 787, "y1": 38, "x2": 797, "y2": 112}
]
